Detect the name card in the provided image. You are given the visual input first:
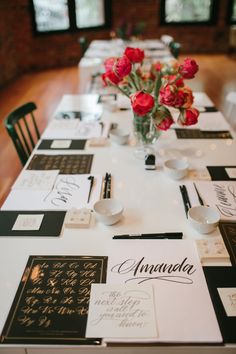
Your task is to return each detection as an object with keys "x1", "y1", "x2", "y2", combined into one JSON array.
[
  {"x1": 12, "y1": 214, "x2": 44, "y2": 231},
  {"x1": 51, "y1": 140, "x2": 72, "y2": 149},
  {"x1": 86, "y1": 284, "x2": 157, "y2": 339}
]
